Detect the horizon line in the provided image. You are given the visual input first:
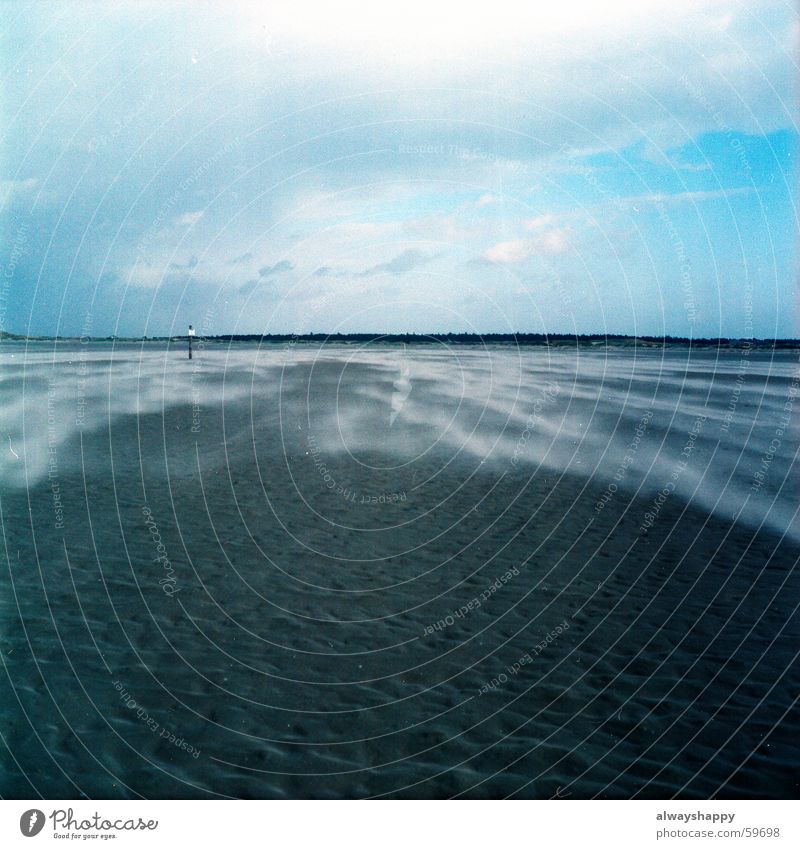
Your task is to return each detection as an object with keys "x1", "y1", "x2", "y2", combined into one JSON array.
[{"x1": 2, "y1": 330, "x2": 799, "y2": 345}]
